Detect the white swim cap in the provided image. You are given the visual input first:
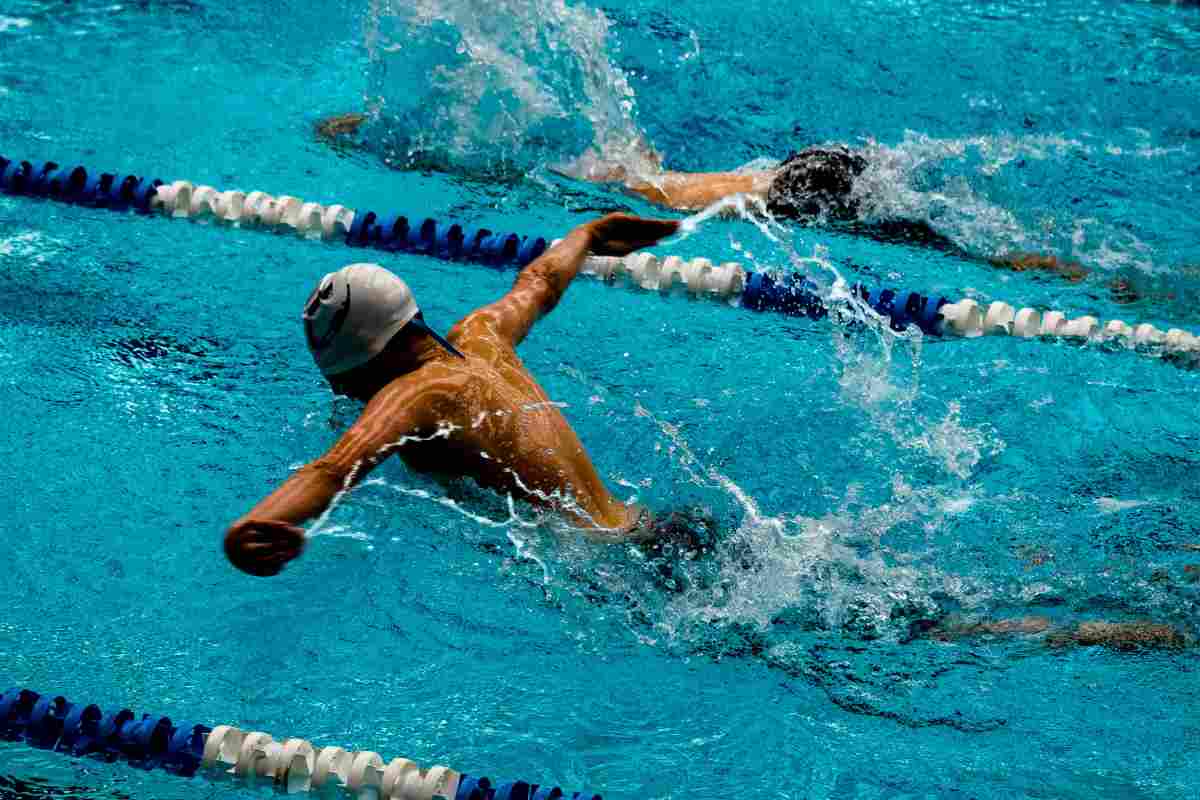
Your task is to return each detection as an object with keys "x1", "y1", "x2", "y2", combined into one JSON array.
[{"x1": 303, "y1": 263, "x2": 461, "y2": 376}]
